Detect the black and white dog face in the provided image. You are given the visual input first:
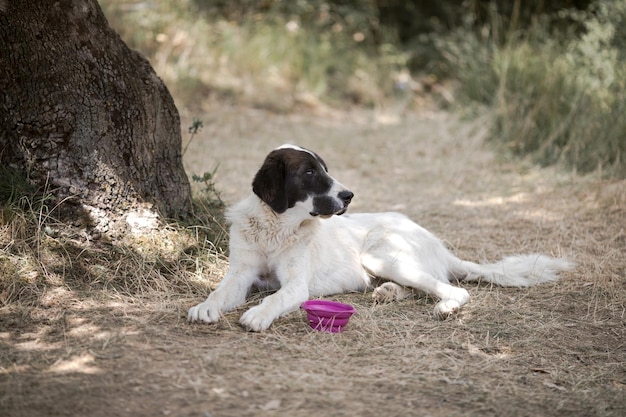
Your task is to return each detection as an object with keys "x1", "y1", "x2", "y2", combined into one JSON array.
[{"x1": 252, "y1": 144, "x2": 353, "y2": 218}]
